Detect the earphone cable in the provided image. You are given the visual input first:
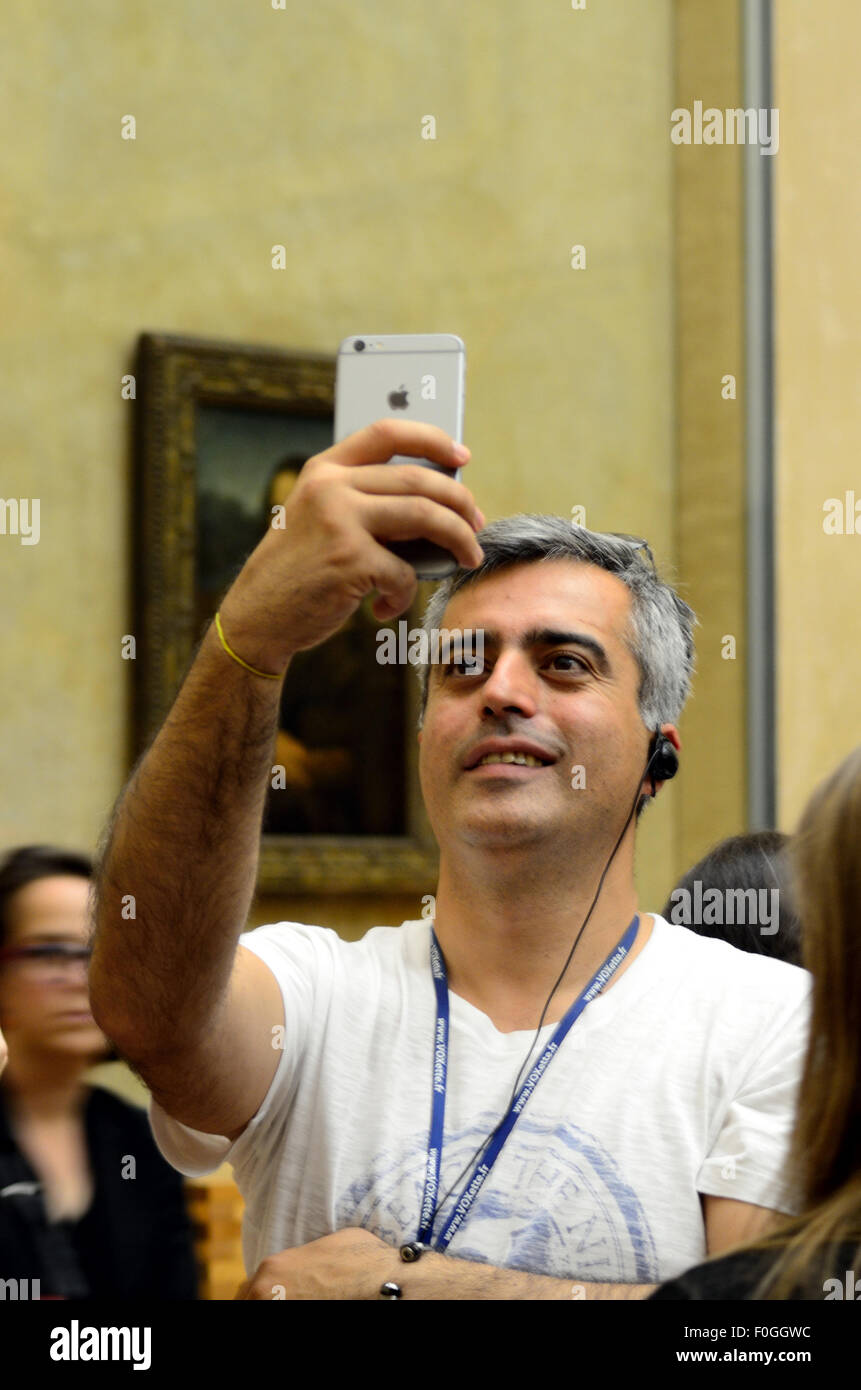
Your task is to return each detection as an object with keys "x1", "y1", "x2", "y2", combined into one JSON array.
[{"x1": 429, "y1": 748, "x2": 658, "y2": 1230}]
